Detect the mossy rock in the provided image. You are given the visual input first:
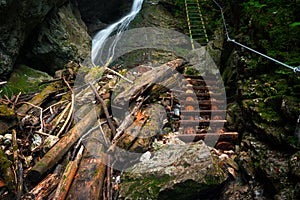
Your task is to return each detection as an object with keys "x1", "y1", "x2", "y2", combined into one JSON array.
[
  {"x1": 239, "y1": 78, "x2": 278, "y2": 99},
  {"x1": 0, "y1": 104, "x2": 17, "y2": 135},
  {"x1": 242, "y1": 98, "x2": 282, "y2": 124},
  {"x1": 226, "y1": 102, "x2": 243, "y2": 131},
  {"x1": 0, "y1": 105, "x2": 15, "y2": 119},
  {"x1": 119, "y1": 142, "x2": 228, "y2": 199},
  {"x1": 130, "y1": 2, "x2": 185, "y2": 31},
  {"x1": 0, "y1": 64, "x2": 53, "y2": 97}
]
